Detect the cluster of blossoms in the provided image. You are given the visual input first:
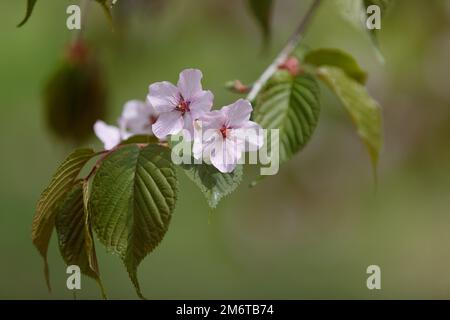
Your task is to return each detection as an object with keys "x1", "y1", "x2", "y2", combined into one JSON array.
[{"x1": 94, "y1": 69, "x2": 263, "y2": 173}]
